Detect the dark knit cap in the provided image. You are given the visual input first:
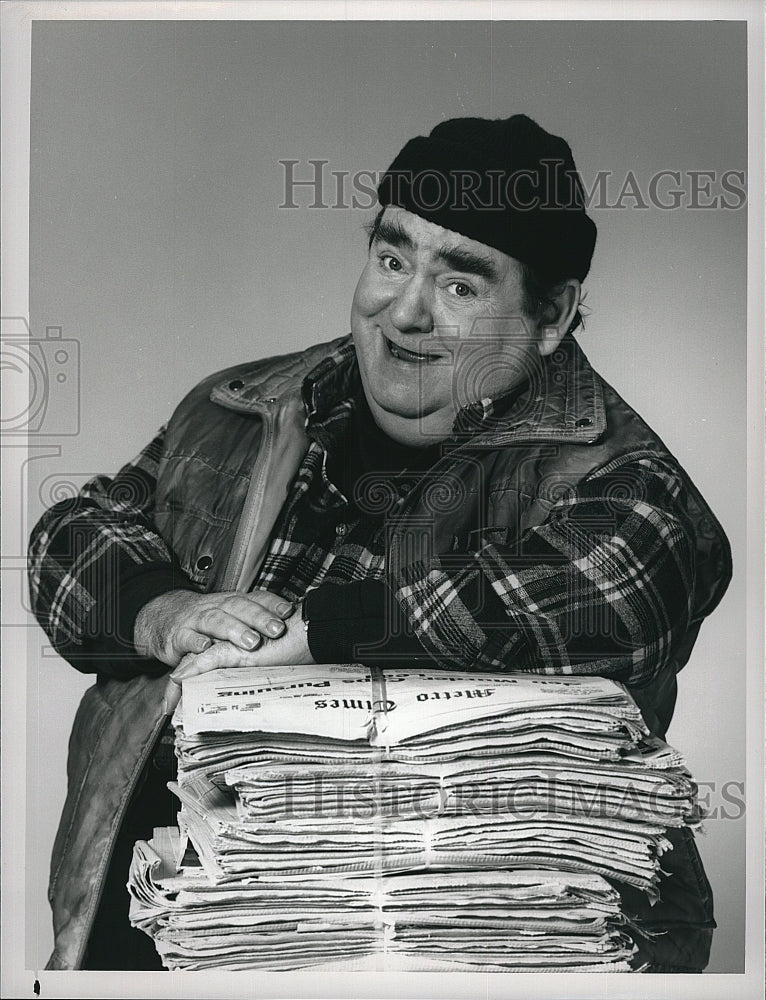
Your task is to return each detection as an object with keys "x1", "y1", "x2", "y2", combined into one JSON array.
[{"x1": 377, "y1": 114, "x2": 597, "y2": 282}]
